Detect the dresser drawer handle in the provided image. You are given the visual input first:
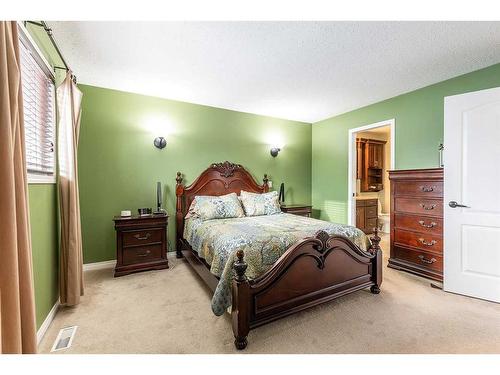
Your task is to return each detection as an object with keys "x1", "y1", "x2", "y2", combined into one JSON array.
[
  {"x1": 137, "y1": 250, "x2": 151, "y2": 257},
  {"x1": 418, "y1": 238, "x2": 437, "y2": 246},
  {"x1": 420, "y1": 186, "x2": 435, "y2": 192},
  {"x1": 134, "y1": 233, "x2": 151, "y2": 240},
  {"x1": 418, "y1": 255, "x2": 436, "y2": 264},
  {"x1": 419, "y1": 203, "x2": 436, "y2": 210},
  {"x1": 418, "y1": 220, "x2": 437, "y2": 228}
]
